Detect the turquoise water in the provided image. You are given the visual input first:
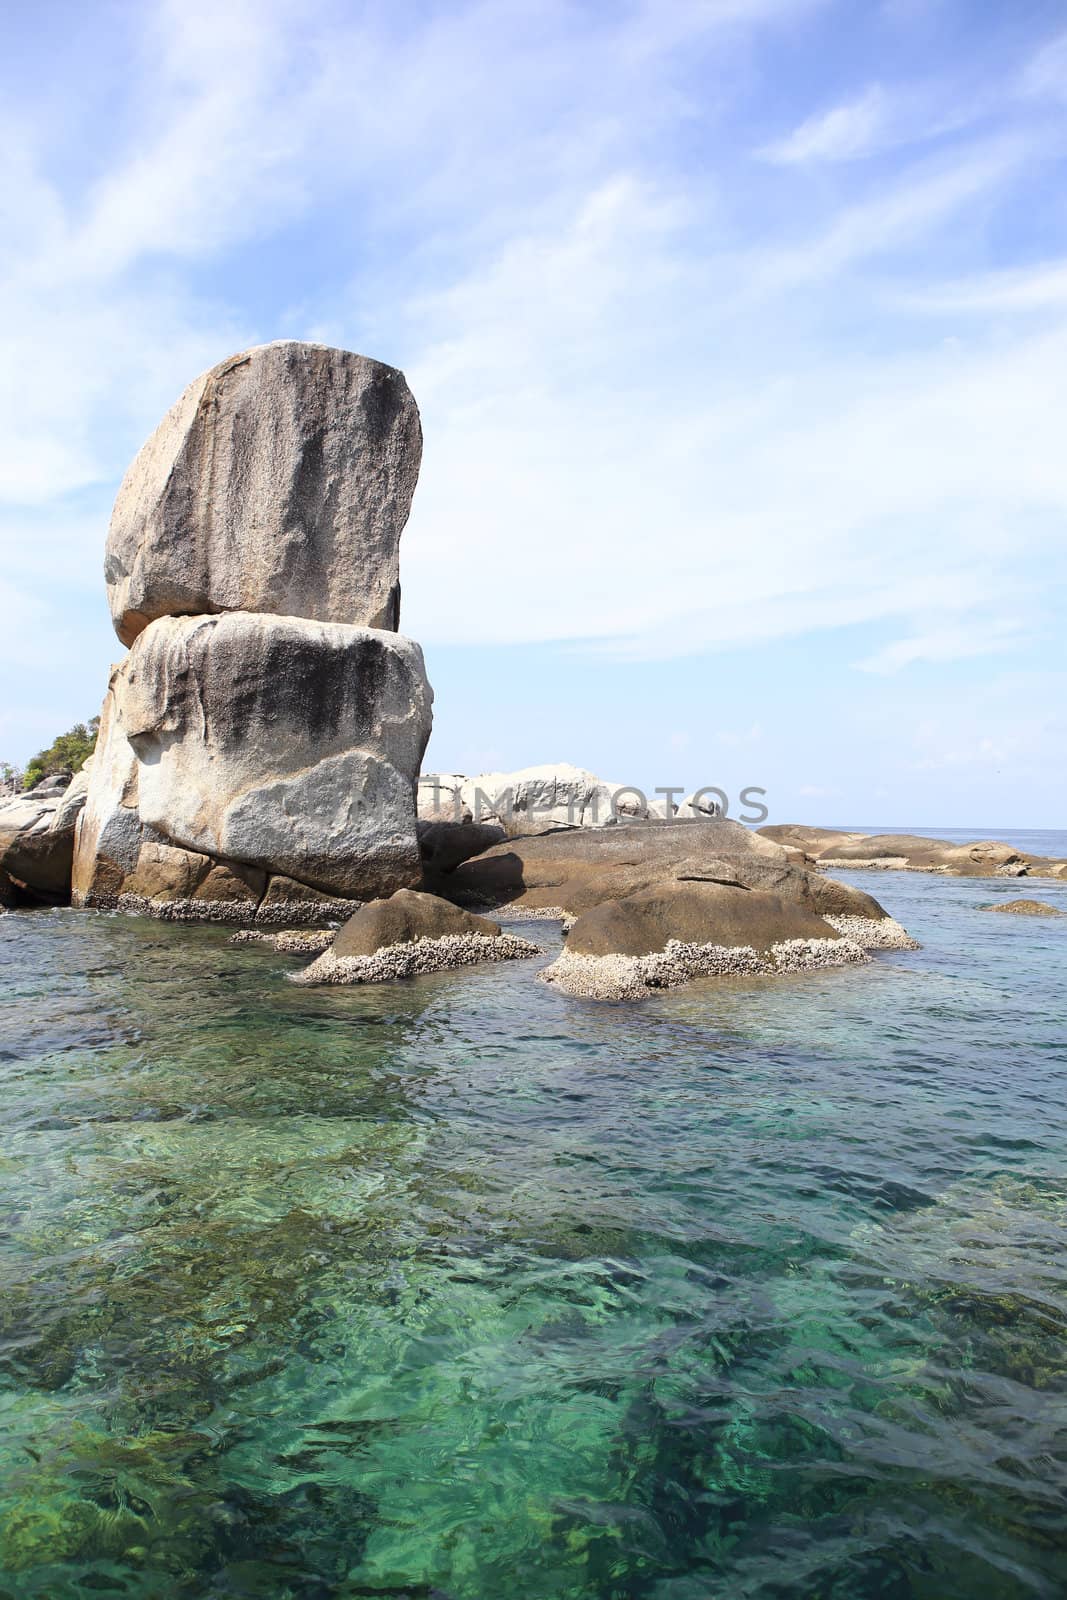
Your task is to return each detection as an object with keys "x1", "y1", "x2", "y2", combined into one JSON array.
[{"x1": 1, "y1": 864, "x2": 1066, "y2": 1599}]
